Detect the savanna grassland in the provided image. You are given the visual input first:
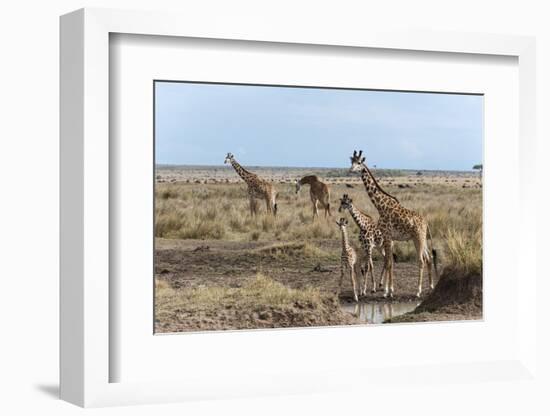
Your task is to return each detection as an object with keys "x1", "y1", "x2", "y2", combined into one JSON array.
[{"x1": 154, "y1": 166, "x2": 482, "y2": 333}]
